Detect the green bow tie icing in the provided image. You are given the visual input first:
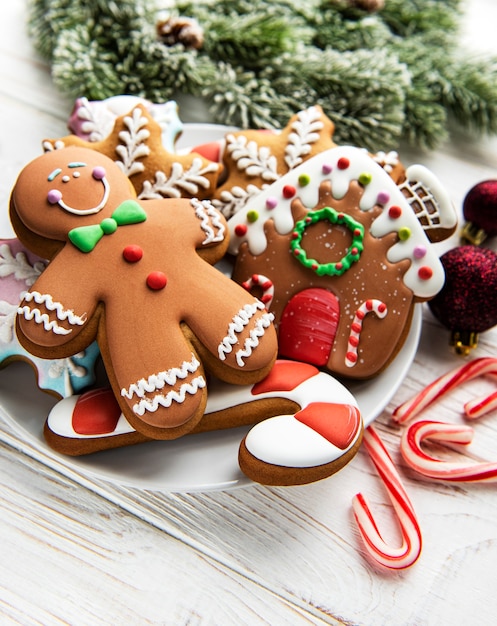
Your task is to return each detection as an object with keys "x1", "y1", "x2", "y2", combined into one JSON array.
[{"x1": 68, "y1": 200, "x2": 147, "y2": 252}]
